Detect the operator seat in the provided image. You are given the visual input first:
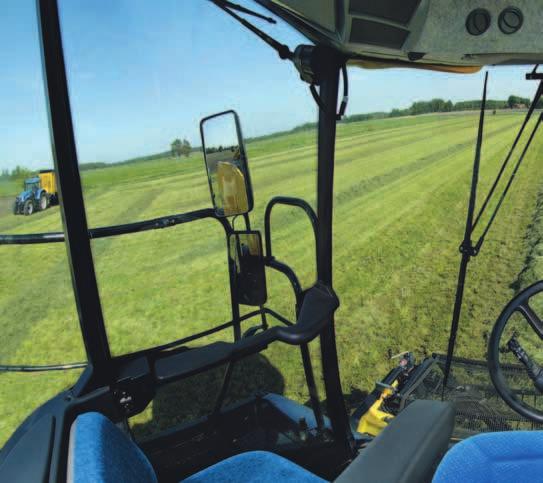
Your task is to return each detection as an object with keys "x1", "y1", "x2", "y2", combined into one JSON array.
[
  {"x1": 433, "y1": 430, "x2": 543, "y2": 483},
  {"x1": 67, "y1": 413, "x2": 325, "y2": 483},
  {"x1": 67, "y1": 399, "x2": 455, "y2": 483}
]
